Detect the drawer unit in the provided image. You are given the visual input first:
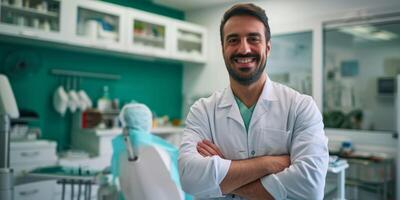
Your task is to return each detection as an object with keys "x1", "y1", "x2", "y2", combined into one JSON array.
[
  {"x1": 14, "y1": 180, "x2": 56, "y2": 200},
  {"x1": 11, "y1": 145, "x2": 57, "y2": 164},
  {"x1": 10, "y1": 140, "x2": 58, "y2": 175}
]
